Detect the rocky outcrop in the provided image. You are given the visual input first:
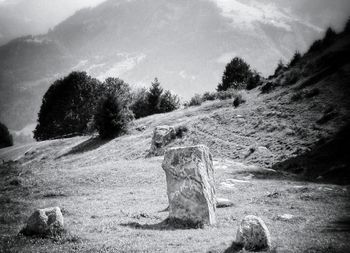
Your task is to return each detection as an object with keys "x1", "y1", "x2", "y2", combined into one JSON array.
[
  {"x1": 149, "y1": 126, "x2": 176, "y2": 156},
  {"x1": 236, "y1": 215, "x2": 271, "y2": 251},
  {"x1": 22, "y1": 207, "x2": 64, "y2": 236},
  {"x1": 162, "y1": 145, "x2": 216, "y2": 227}
]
